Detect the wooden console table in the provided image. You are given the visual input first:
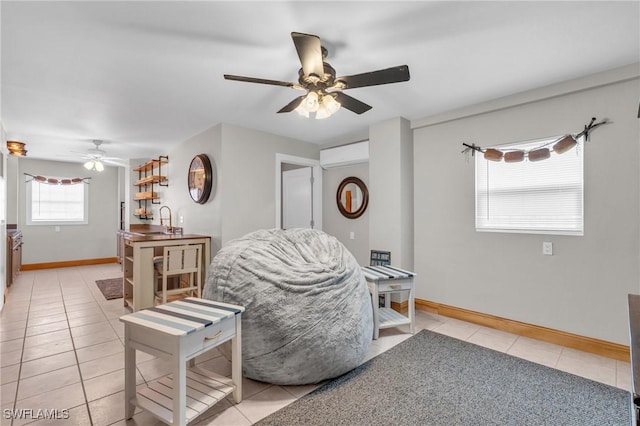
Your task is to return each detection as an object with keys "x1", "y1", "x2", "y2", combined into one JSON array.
[
  {"x1": 121, "y1": 297, "x2": 244, "y2": 425},
  {"x1": 122, "y1": 233, "x2": 211, "y2": 312},
  {"x1": 362, "y1": 265, "x2": 415, "y2": 340}
]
